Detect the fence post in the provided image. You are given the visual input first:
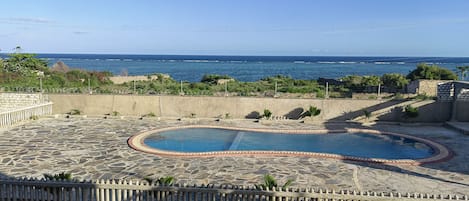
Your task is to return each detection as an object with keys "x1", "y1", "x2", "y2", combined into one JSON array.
[{"x1": 325, "y1": 82, "x2": 329, "y2": 99}]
